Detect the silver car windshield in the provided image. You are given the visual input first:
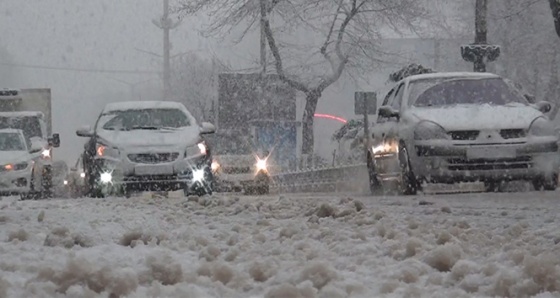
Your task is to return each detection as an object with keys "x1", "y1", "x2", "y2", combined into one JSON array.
[
  {"x1": 0, "y1": 133, "x2": 25, "y2": 151},
  {"x1": 408, "y1": 78, "x2": 529, "y2": 107},
  {"x1": 99, "y1": 108, "x2": 191, "y2": 131}
]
